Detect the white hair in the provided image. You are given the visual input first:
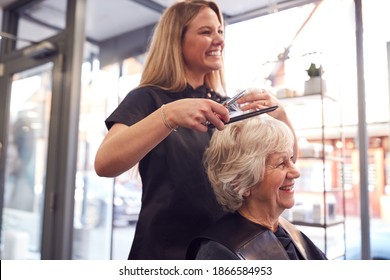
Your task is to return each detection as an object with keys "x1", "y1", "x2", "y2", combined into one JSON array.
[{"x1": 203, "y1": 115, "x2": 294, "y2": 212}]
